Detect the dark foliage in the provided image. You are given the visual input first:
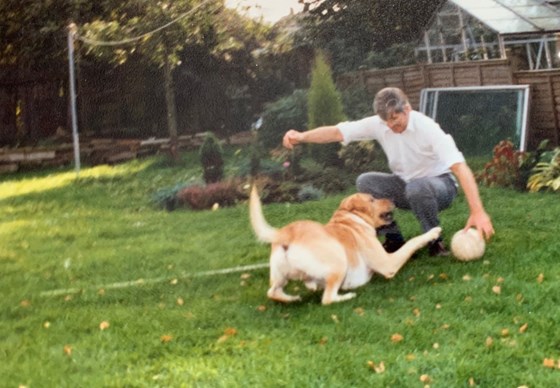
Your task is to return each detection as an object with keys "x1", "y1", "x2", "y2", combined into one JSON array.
[
  {"x1": 199, "y1": 132, "x2": 224, "y2": 184},
  {"x1": 259, "y1": 90, "x2": 308, "y2": 150},
  {"x1": 338, "y1": 141, "x2": 377, "y2": 174},
  {"x1": 341, "y1": 84, "x2": 373, "y2": 120},
  {"x1": 300, "y1": 0, "x2": 444, "y2": 73},
  {"x1": 310, "y1": 166, "x2": 353, "y2": 194}
]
